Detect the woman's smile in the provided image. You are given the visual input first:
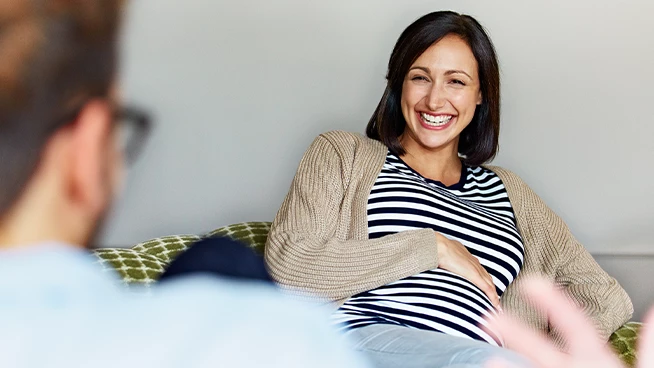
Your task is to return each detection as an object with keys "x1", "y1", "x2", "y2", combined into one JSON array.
[{"x1": 417, "y1": 111, "x2": 457, "y2": 130}]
